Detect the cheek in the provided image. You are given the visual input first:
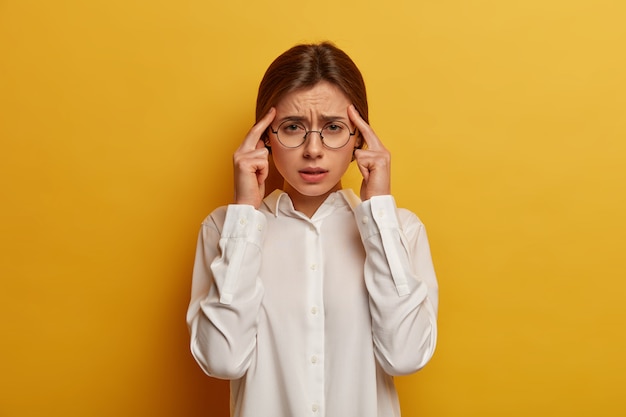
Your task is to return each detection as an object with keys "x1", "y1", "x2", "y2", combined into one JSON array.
[
  {"x1": 343, "y1": 139, "x2": 358, "y2": 162},
  {"x1": 268, "y1": 145, "x2": 292, "y2": 175},
  {"x1": 336, "y1": 149, "x2": 356, "y2": 171}
]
